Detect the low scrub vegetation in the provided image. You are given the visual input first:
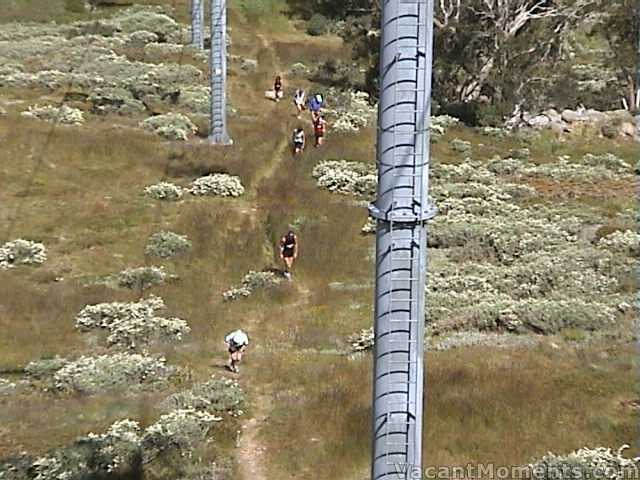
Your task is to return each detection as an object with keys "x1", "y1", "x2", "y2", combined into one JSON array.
[
  {"x1": 0, "y1": 239, "x2": 47, "y2": 270},
  {"x1": 189, "y1": 174, "x2": 246, "y2": 198},
  {"x1": 161, "y1": 378, "x2": 246, "y2": 417},
  {"x1": 116, "y1": 265, "x2": 169, "y2": 290},
  {"x1": 222, "y1": 270, "x2": 282, "y2": 301},
  {"x1": 25, "y1": 353, "x2": 177, "y2": 395},
  {"x1": 145, "y1": 231, "x2": 192, "y2": 258},
  {"x1": 75, "y1": 295, "x2": 190, "y2": 349},
  {"x1": 316, "y1": 153, "x2": 635, "y2": 343},
  {"x1": 0, "y1": 375, "x2": 247, "y2": 479},
  {"x1": 141, "y1": 112, "x2": 198, "y2": 141},
  {"x1": 529, "y1": 445, "x2": 640, "y2": 479},
  {"x1": 21, "y1": 104, "x2": 85, "y2": 125},
  {"x1": 144, "y1": 181, "x2": 184, "y2": 201}
]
